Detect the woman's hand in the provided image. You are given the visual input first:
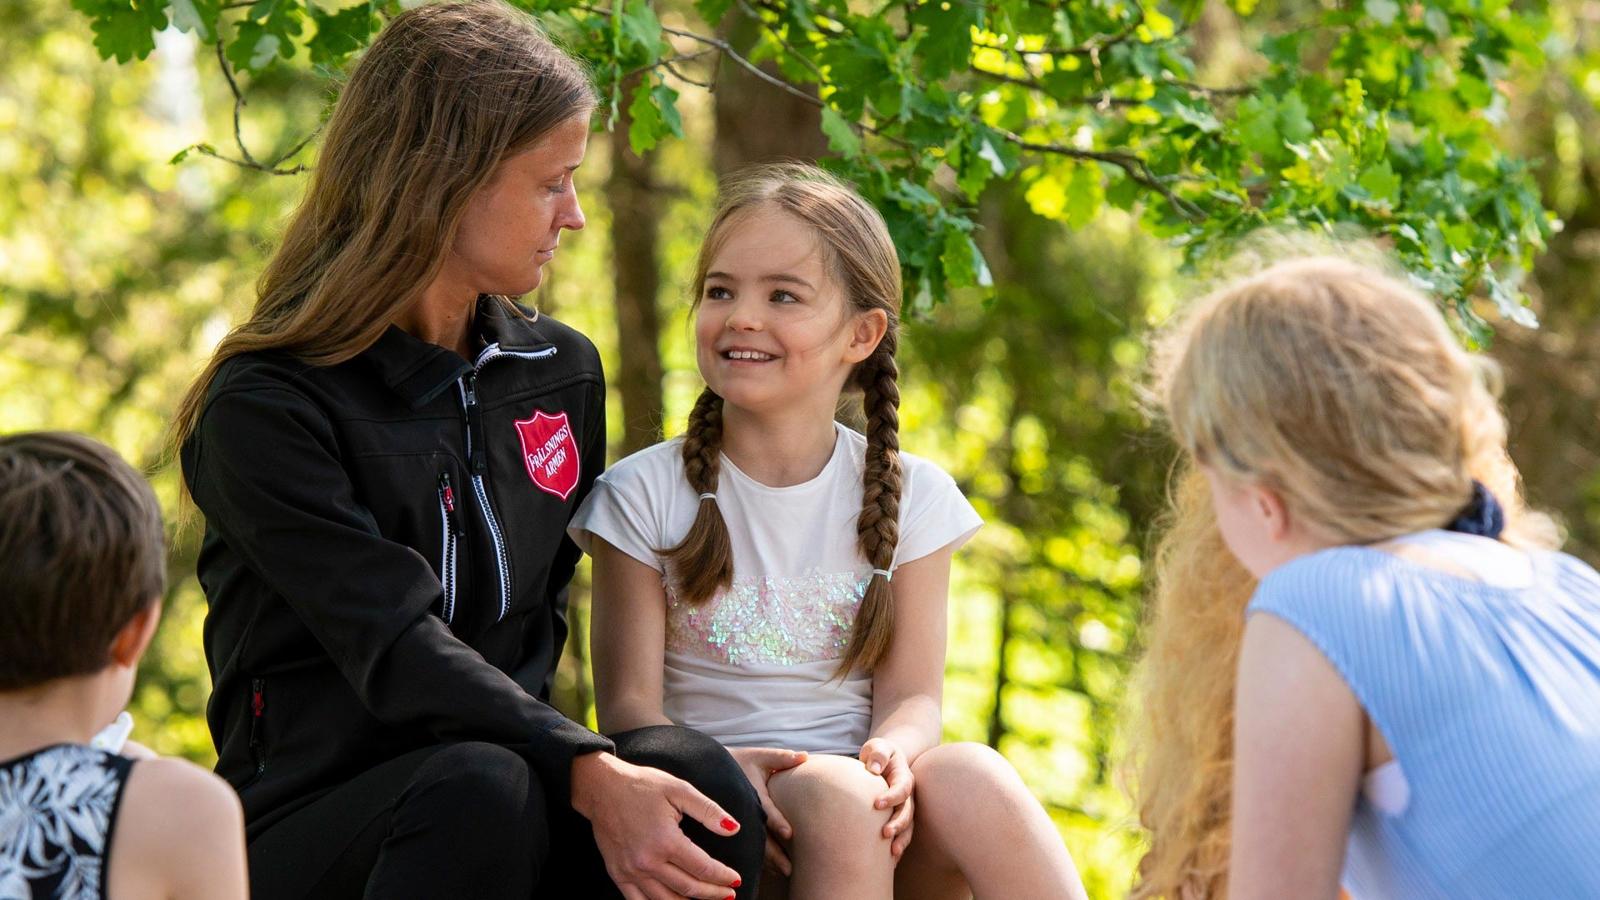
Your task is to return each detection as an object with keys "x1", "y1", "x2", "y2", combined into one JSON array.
[
  {"x1": 572, "y1": 751, "x2": 747, "y2": 900},
  {"x1": 859, "y1": 738, "x2": 915, "y2": 862},
  {"x1": 728, "y1": 747, "x2": 808, "y2": 877}
]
